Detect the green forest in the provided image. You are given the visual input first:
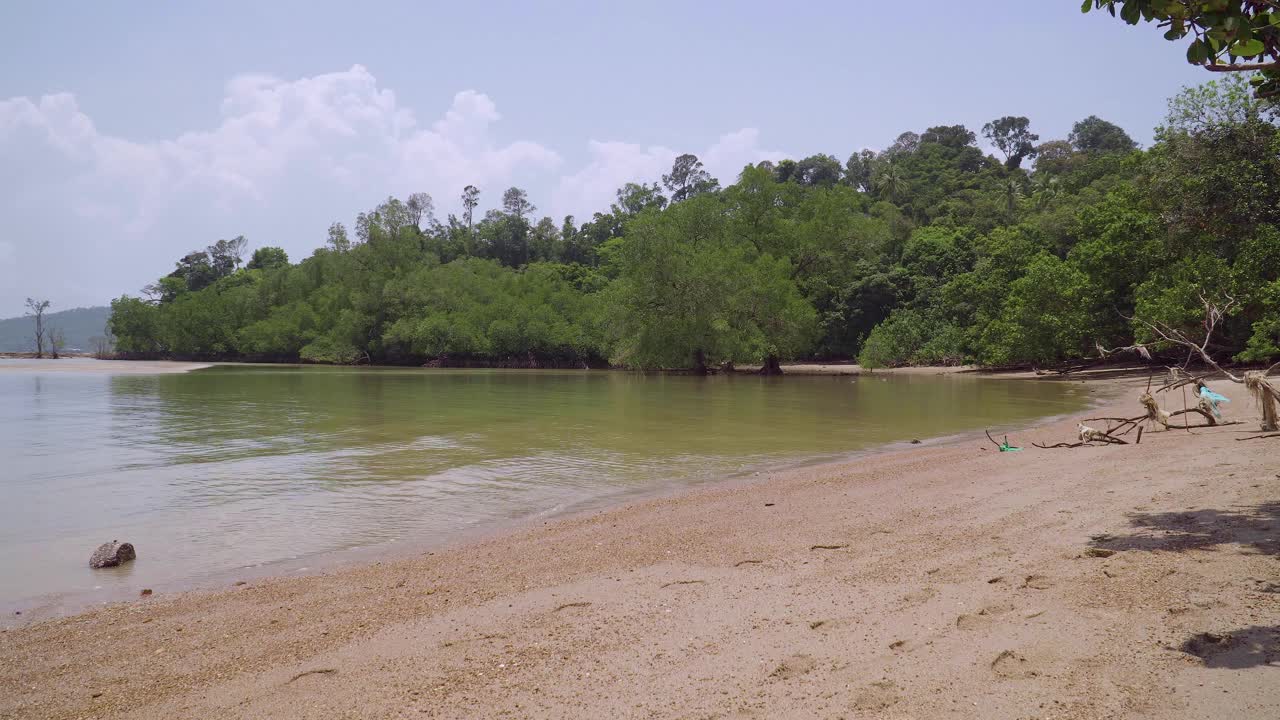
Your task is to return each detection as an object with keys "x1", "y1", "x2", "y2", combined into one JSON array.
[{"x1": 108, "y1": 75, "x2": 1280, "y2": 372}]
